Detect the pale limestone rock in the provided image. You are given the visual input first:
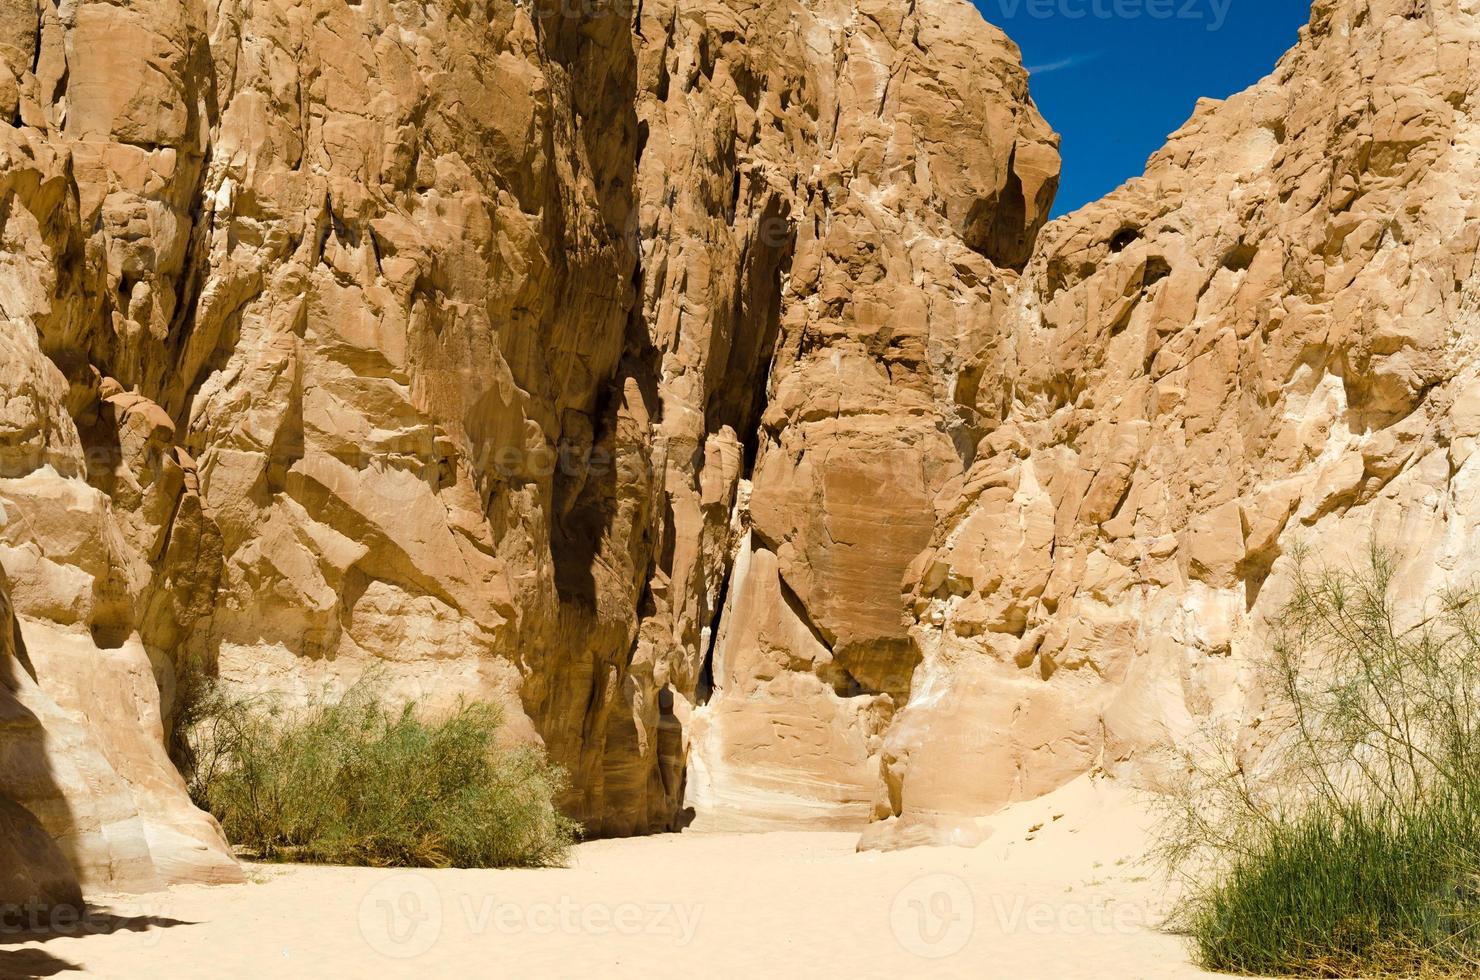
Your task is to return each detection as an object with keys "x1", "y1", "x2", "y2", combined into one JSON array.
[{"x1": 685, "y1": 537, "x2": 894, "y2": 828}]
